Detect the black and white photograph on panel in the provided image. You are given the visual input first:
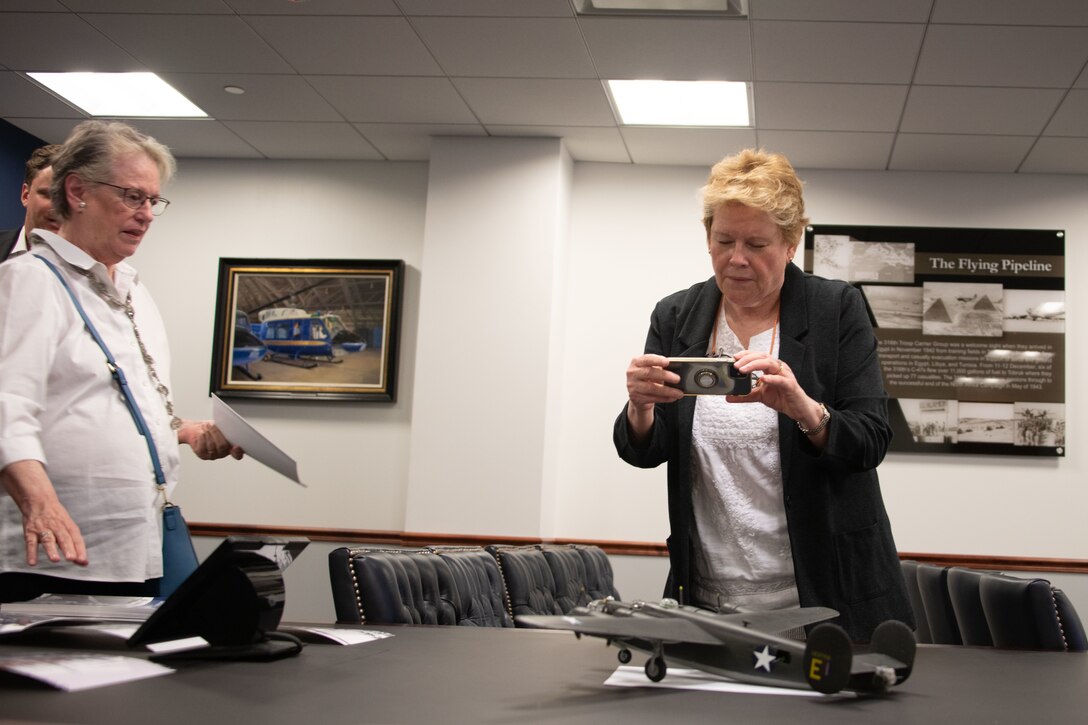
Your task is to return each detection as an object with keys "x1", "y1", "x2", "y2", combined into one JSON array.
[
  {"x1": 862, "y1": 285, "x2": 922, "y2": 329},
  {"x1": 922, "y1": 282, "x2": 1004, "y2": 337},
  {"x1": 955, "y1": 402, "x2": 1015, "y2": 445},
  {"x1": 1013, "y1": 402, "x2": 1065, "y2": 448},
  {"x1": 899, "y1": 398, "x2": 958, "y2": 444},
  {"x1": 1002, "y1": 289, "x2": 1066, "y2": 334},
  {"x1": 812, "y1": 234, "x2": 914, "y2": 283}
]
